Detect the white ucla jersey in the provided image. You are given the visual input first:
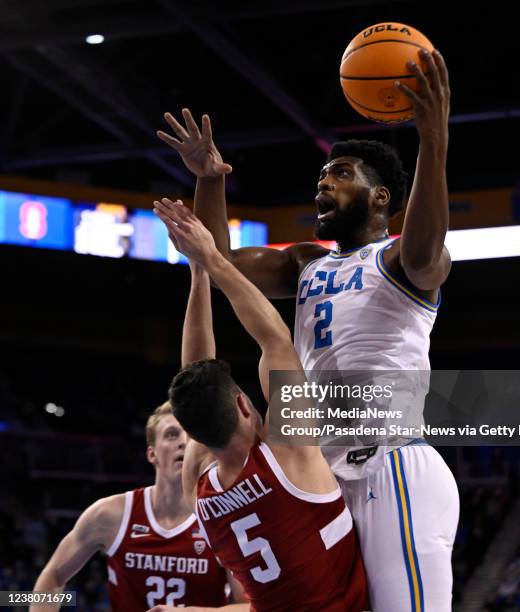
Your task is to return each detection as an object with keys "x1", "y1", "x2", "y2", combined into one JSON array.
[
  {"x1": 294, "y1": 239, "x2": 439, "y2": 480},
  {"x1": 294, "y1": 238, "x2": 439, "y2": 372}
]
